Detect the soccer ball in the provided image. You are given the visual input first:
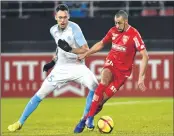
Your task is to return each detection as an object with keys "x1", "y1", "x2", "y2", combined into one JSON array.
[{"x1": 97, "y1": 116, "x2": 114, "y2": 133}]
